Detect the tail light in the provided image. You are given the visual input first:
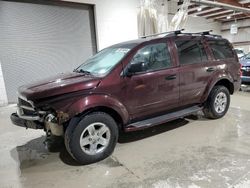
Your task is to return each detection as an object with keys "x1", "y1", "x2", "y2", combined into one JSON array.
[{"x1": 239, "y1": 63, "x2": 242, "y2": 77}]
